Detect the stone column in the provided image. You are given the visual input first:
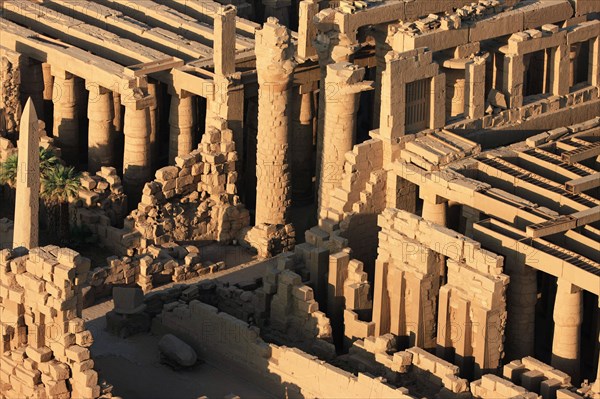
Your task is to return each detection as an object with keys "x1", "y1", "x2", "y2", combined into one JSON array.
[
  {"x1": 147, "y1": 82, "x2": 160, "y2": 166},
  {"x1": 169, "y1": 92, "x2": 196, "y2": 164},
  {"x1": 318, "y1": 62, "x2": 372, "y2": 220},
  {"x1": 87, "y1": 84, "x2": 114, "y2": 173},
  {"x1": 551, "y1": 279, "x2": 582, "y2": 381},
  {"x1": 19, "y1": 58, "x2": 44, "y2": 121},
  {"x1": 372, "y1": 28, "x2": 392, "y2": 128},
  {"x1": 254, "y1": 17, "x2": 296, "y2": 226},
  {"x1": 112, "y1": 92, "x2": 122, "y2": 134},
  {"x1": 505, "y1": 258, "x2": 537, "y2": 361},
  {"x1": 314, "y1": 24, "x2": 357, "y2": 191},
  {"x1": 420, "y1": 190, "x2": 448, "y2": 282},
  {"x1": 123, "y1": 99, "x2": 152, "y2": 206},
  {"x1": 465, "y1": 57, "x2": 486, "y2": 120},
  {"x1": 297, "y1": 0, "x2": 318, "y2": 60},
  {"x1": 41, "y1": 62, "x2": 53, "y2": 128},
  {"x1": 52, "y1": 70, "x2": 79, "y2": 166},
  {"x1": 421, "y1": 198, "x2": 447, "y2": 226},
  {"x1": 13, "y1": 99, "x2": 40, "y2": 249},
  {"x1": 214, "y1": 5, "x2": 236, "y2": 77},
  {"x1": 291, "y1": 87, "x2": 314, "y2": 200},
  {"x1": 503, "y1": 53, "x2": 525, "y2": 108}
]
